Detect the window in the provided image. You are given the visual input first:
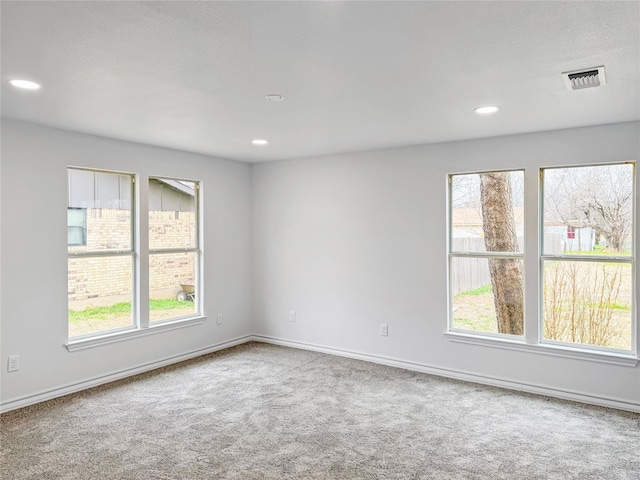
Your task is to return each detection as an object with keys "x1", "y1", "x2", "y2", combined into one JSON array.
[
  {"x1": 68, "y1": 168, "x2": 134, "y2": 338},
  {"x1": 448, "y1": 162, "x2": 636, "y2": 358},
  {"x1": 67, "y1": 208, "x2": 86, "y2": 246},
  {"x1": 542, "y1": 163, "x2": 635, "y2": 352},
  {"x1": 148, "y1": 178, "x2": 200, "y2": 323},
  {"x1": 67, "y1": 169, "x2": 202, "y2": 342},
  {"x1": 449, "y1": 170, "x2": 525, "y2": 337}
]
